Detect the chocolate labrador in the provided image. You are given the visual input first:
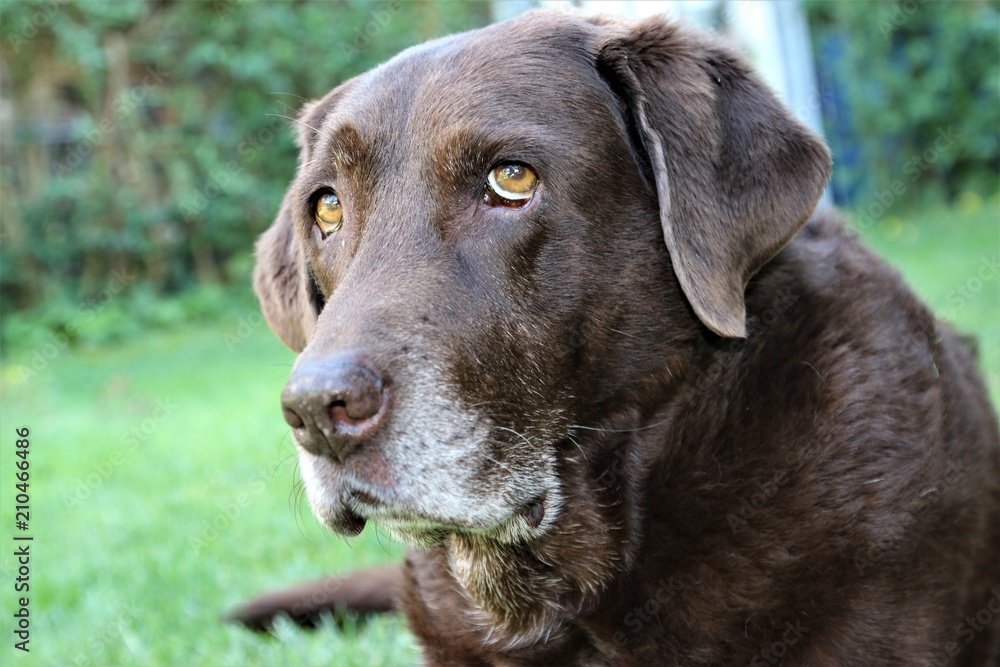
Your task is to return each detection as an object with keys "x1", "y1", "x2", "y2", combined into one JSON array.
[{"x1": 231, "y1": 9, "x2": 1000, "y2": 666}]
